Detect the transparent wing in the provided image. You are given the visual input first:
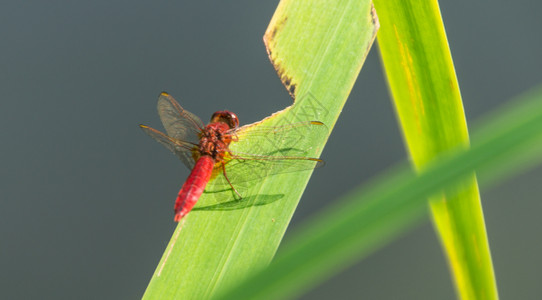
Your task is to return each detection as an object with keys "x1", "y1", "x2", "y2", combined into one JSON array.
[
  {"x1": 232, "y1": 120, "x2": 327, "y2": 159},
  {"x1": 206, "y1": 120, "x2": 327, "y2": 190},
  {"x1": 141, "y1": 92, "x2": 205, "y2": 169},
  {"x1": 224, "y1": 156, "x2": 323, "y2": 183},
  {"x1": 139, "y1": 125, "x2": 198, "y2": 168},
  {"x1": 157, "y1": 92, "x2": 205, "y2": 142}
]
